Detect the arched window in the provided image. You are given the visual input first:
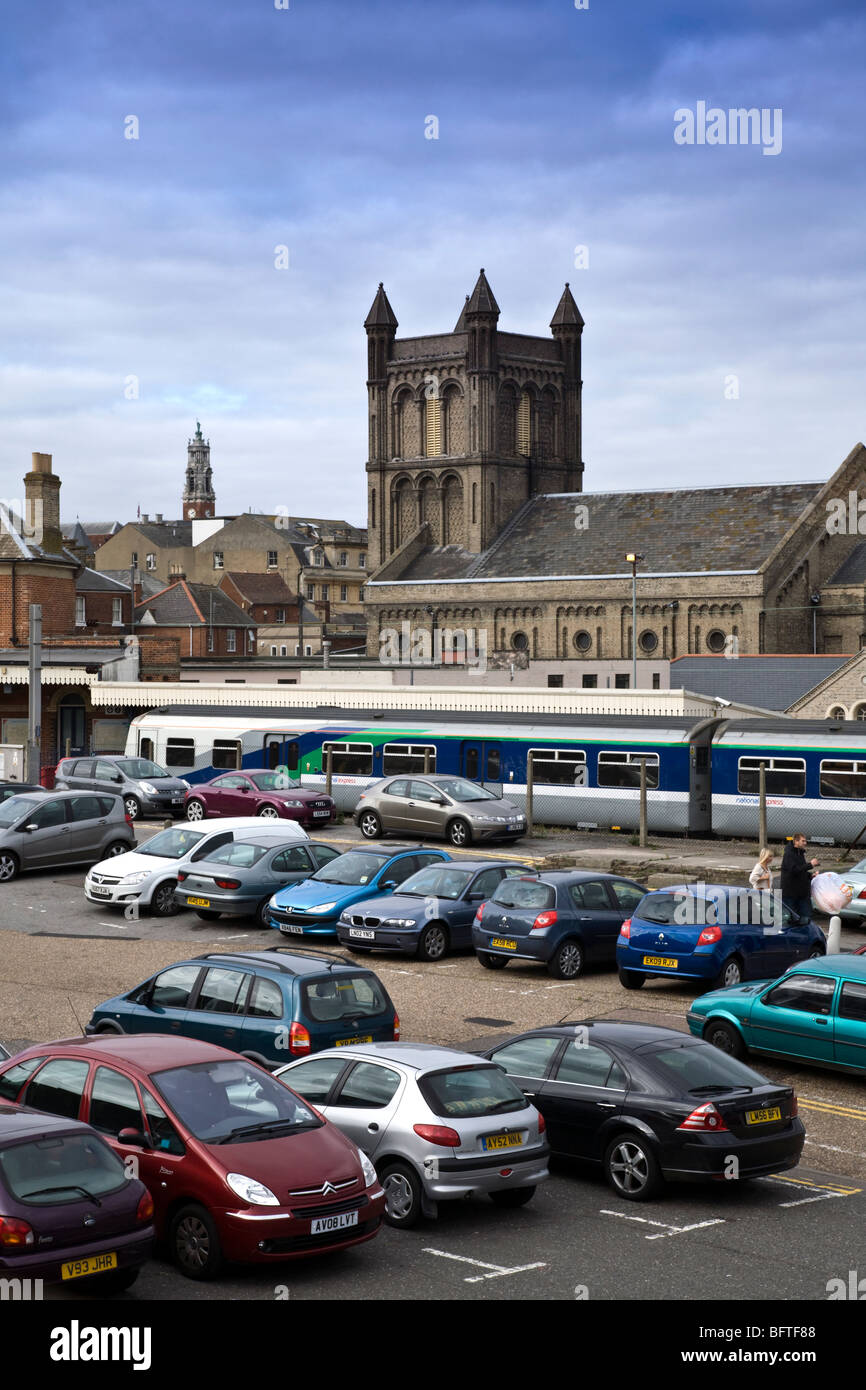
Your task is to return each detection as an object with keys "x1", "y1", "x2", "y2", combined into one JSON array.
[
  {"x1": 425, "y1": 396, "x2": 442, "y2": 457},
  {"x1": 517, "y1": 391, "x2": 531, "y2": 456}
]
